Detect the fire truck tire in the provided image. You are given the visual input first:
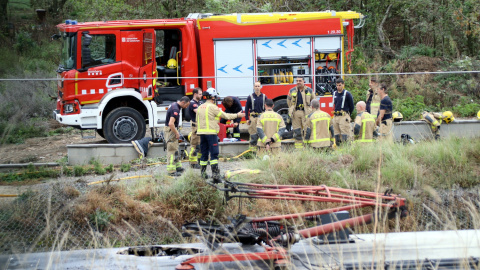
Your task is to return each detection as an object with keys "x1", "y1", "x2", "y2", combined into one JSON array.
[
  {"x1": 273, "y1": 99, "x2": 291, "y2": 131},
  {"x1": 103, "y1": 107, "x2": 146, "y2": 144}
]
